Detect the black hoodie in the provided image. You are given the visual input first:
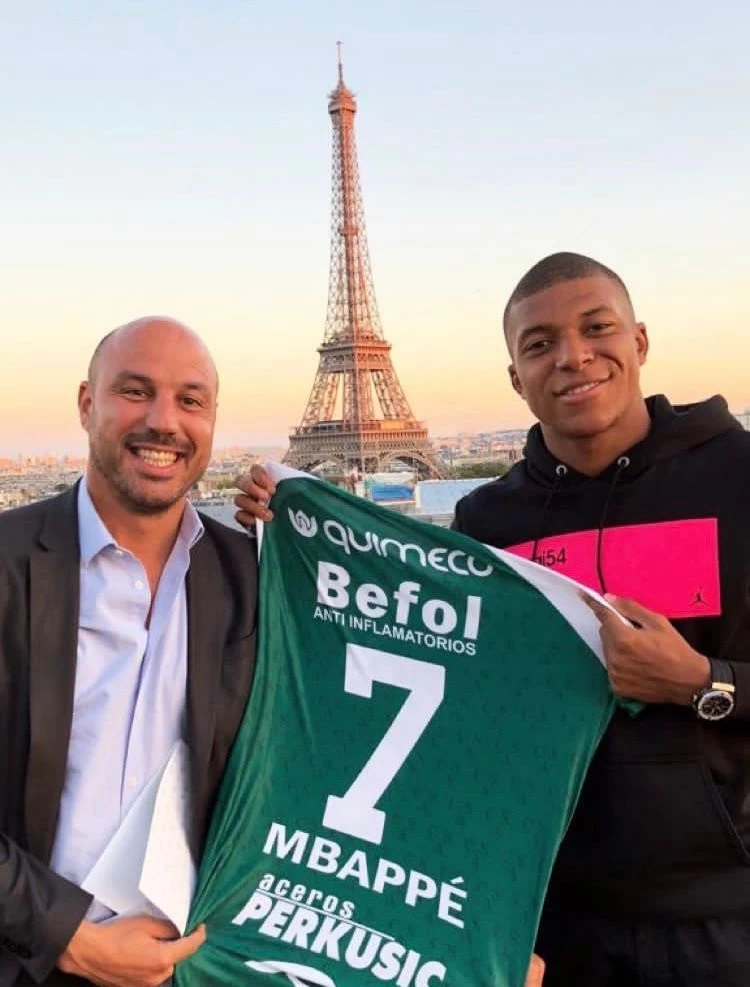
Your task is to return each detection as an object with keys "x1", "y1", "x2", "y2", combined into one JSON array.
[{"x1": 453, "y1": 395, "x2": 750, "y2": 920}]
